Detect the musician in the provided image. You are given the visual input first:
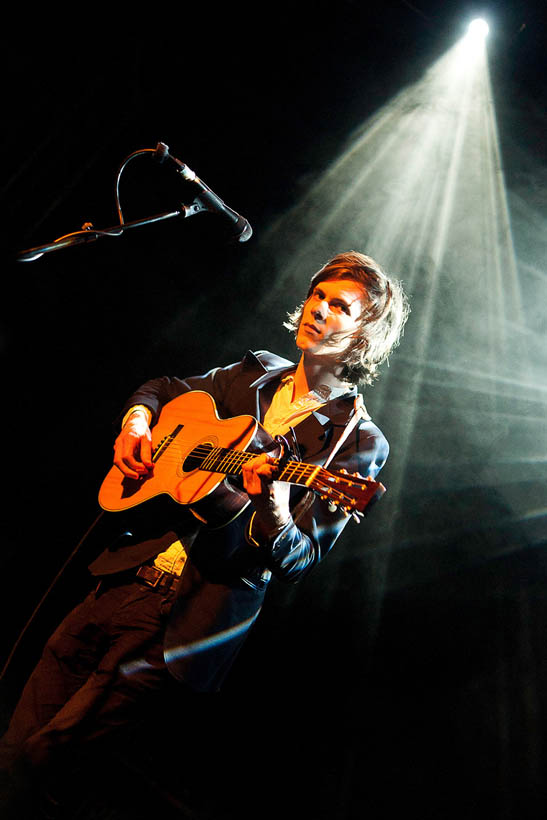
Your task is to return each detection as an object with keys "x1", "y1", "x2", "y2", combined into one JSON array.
[{"x1": 0, "y1": 251, "x2": 409, "y2": 814}]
